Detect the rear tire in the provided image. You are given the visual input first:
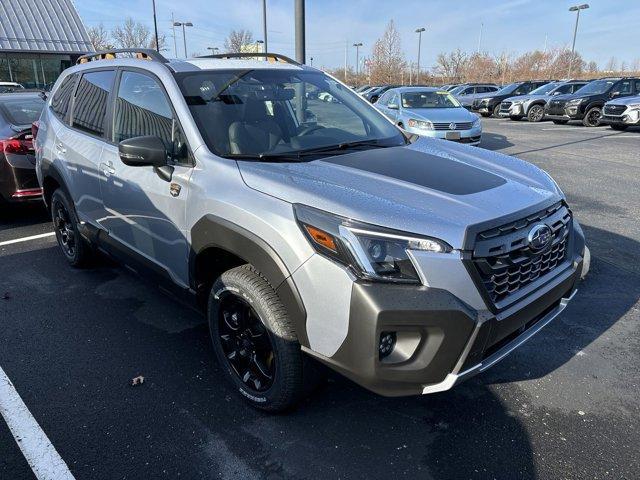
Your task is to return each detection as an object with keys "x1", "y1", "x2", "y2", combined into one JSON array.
[
  {"x1": 552, "y1": 120, "x2": 569, "y2": 125},
  {"x1": 527, "y1": 104, "x2": 545, "y2": 122},
  {"x1": 51, "y1": 189, "x2": 90, "y2": 268},
  {"x1": 610, "y1": 124, "x2": 628, "y2": 131},
  {"x1": 208, "y1": 265, "x2": 307, "y2": 412},
  {"x1": 582, "y1": 107, "x2": 602, "y2": 127}
]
